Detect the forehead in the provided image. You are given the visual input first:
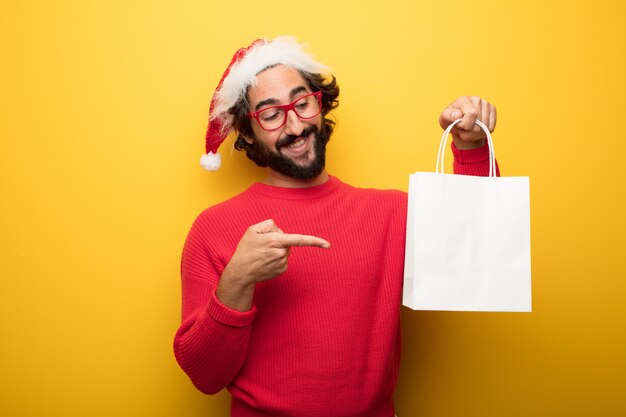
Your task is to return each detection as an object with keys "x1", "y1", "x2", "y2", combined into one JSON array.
[{"x1": 247, "y1": 65, "x2": 309, "y2": 106}]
